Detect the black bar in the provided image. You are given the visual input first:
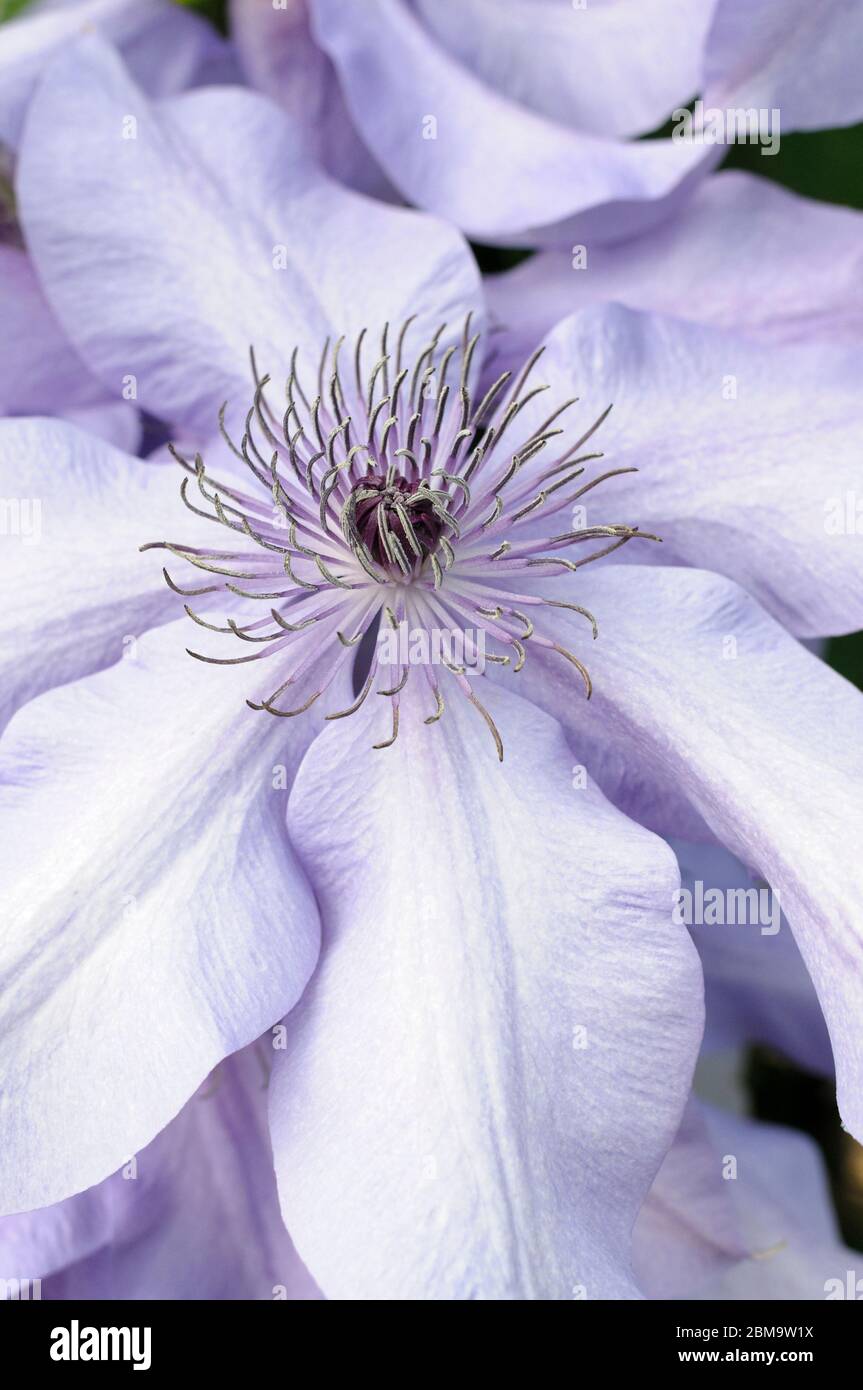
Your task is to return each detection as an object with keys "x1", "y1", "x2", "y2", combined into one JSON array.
[{"x1": 2, "y1": 1298, "x2": 860, "y2": 1373}]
